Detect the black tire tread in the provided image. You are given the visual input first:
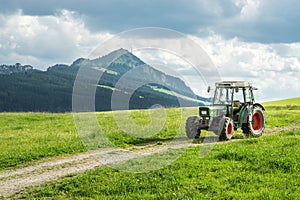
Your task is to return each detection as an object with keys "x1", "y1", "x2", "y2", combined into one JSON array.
[{"x1": 186, "y1": 116, "x2": 201, "y2": 139}]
